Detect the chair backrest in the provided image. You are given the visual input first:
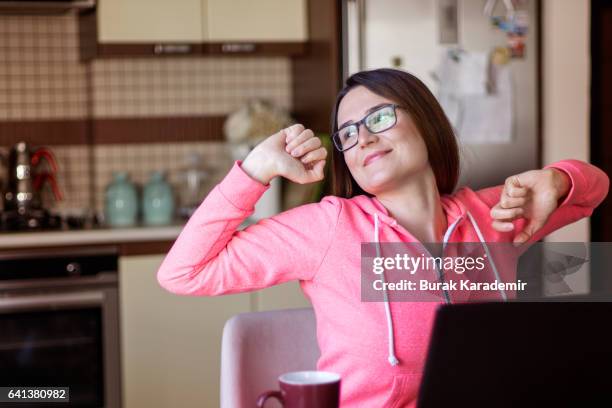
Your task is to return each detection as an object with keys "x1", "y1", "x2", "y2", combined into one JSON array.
[{"x1": 220, "y1": 308, "x2": 320, "y2": 408}]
